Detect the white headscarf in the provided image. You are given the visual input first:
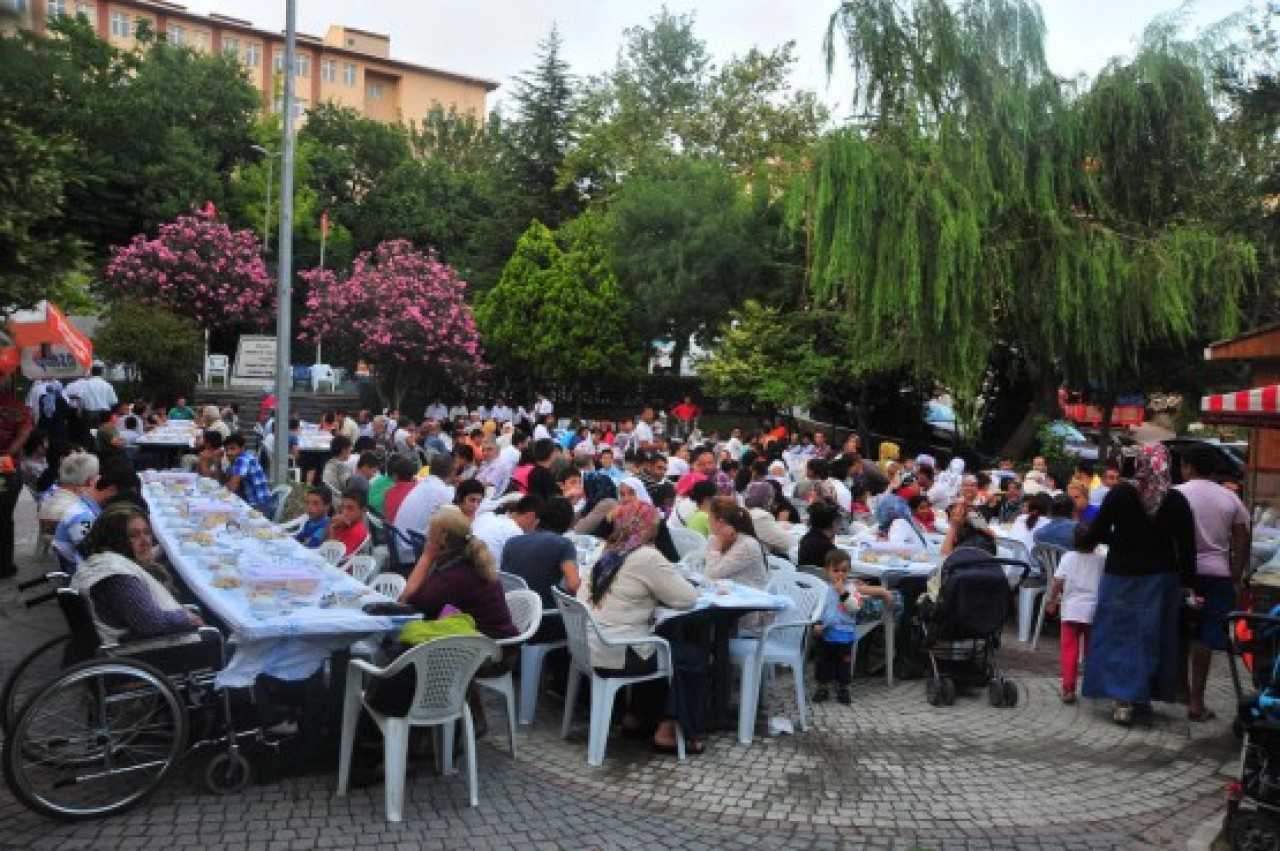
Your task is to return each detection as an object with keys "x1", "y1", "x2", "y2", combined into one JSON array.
[{"x1": 618, "y1": 474, "x2": 653, "y2": 505}]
